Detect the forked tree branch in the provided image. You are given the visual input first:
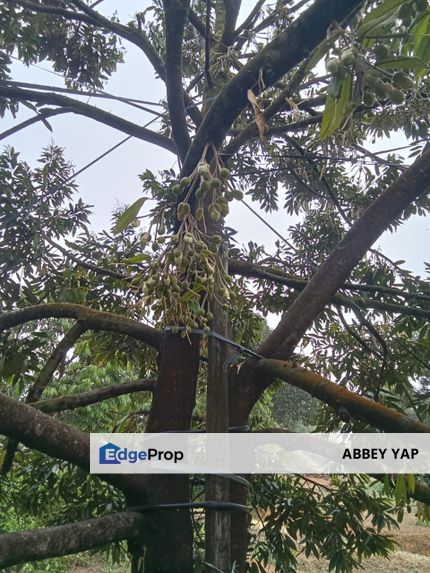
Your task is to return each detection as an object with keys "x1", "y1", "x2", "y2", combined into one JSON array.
[
  {"x1": 0, "y1": 85, "x2": 177, "y2": 153},
  {"x1": 221, "y1": 0, "x2": 242, "y2": 47},
  {"x1": 34, "y1": 378, "x2": 155, "y2": 413},
  {"x1": 229, "y1": 151, "x2": 430, "y2": 425},
  {"x1": 68, "y1": 0, "x2": 203, "y2": 126},
  {"x1": 0, "y1": 511, "x2": 147, "y2": 568},
  {"x1": 0, "y1": 303, "x2": 161, "y2": 349},
  {"x1": 233, "y1": 0, "x2": 266, "y2": 41},
  {"x1": 258, "y1": 358, "x2": 430, "y2": 433},
  {"x1": 68, "y1": 0, "x2": 166, "y2": 78},
  {"x1": 181, "y1": 0, "x2": 362, "y2": 175}
]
